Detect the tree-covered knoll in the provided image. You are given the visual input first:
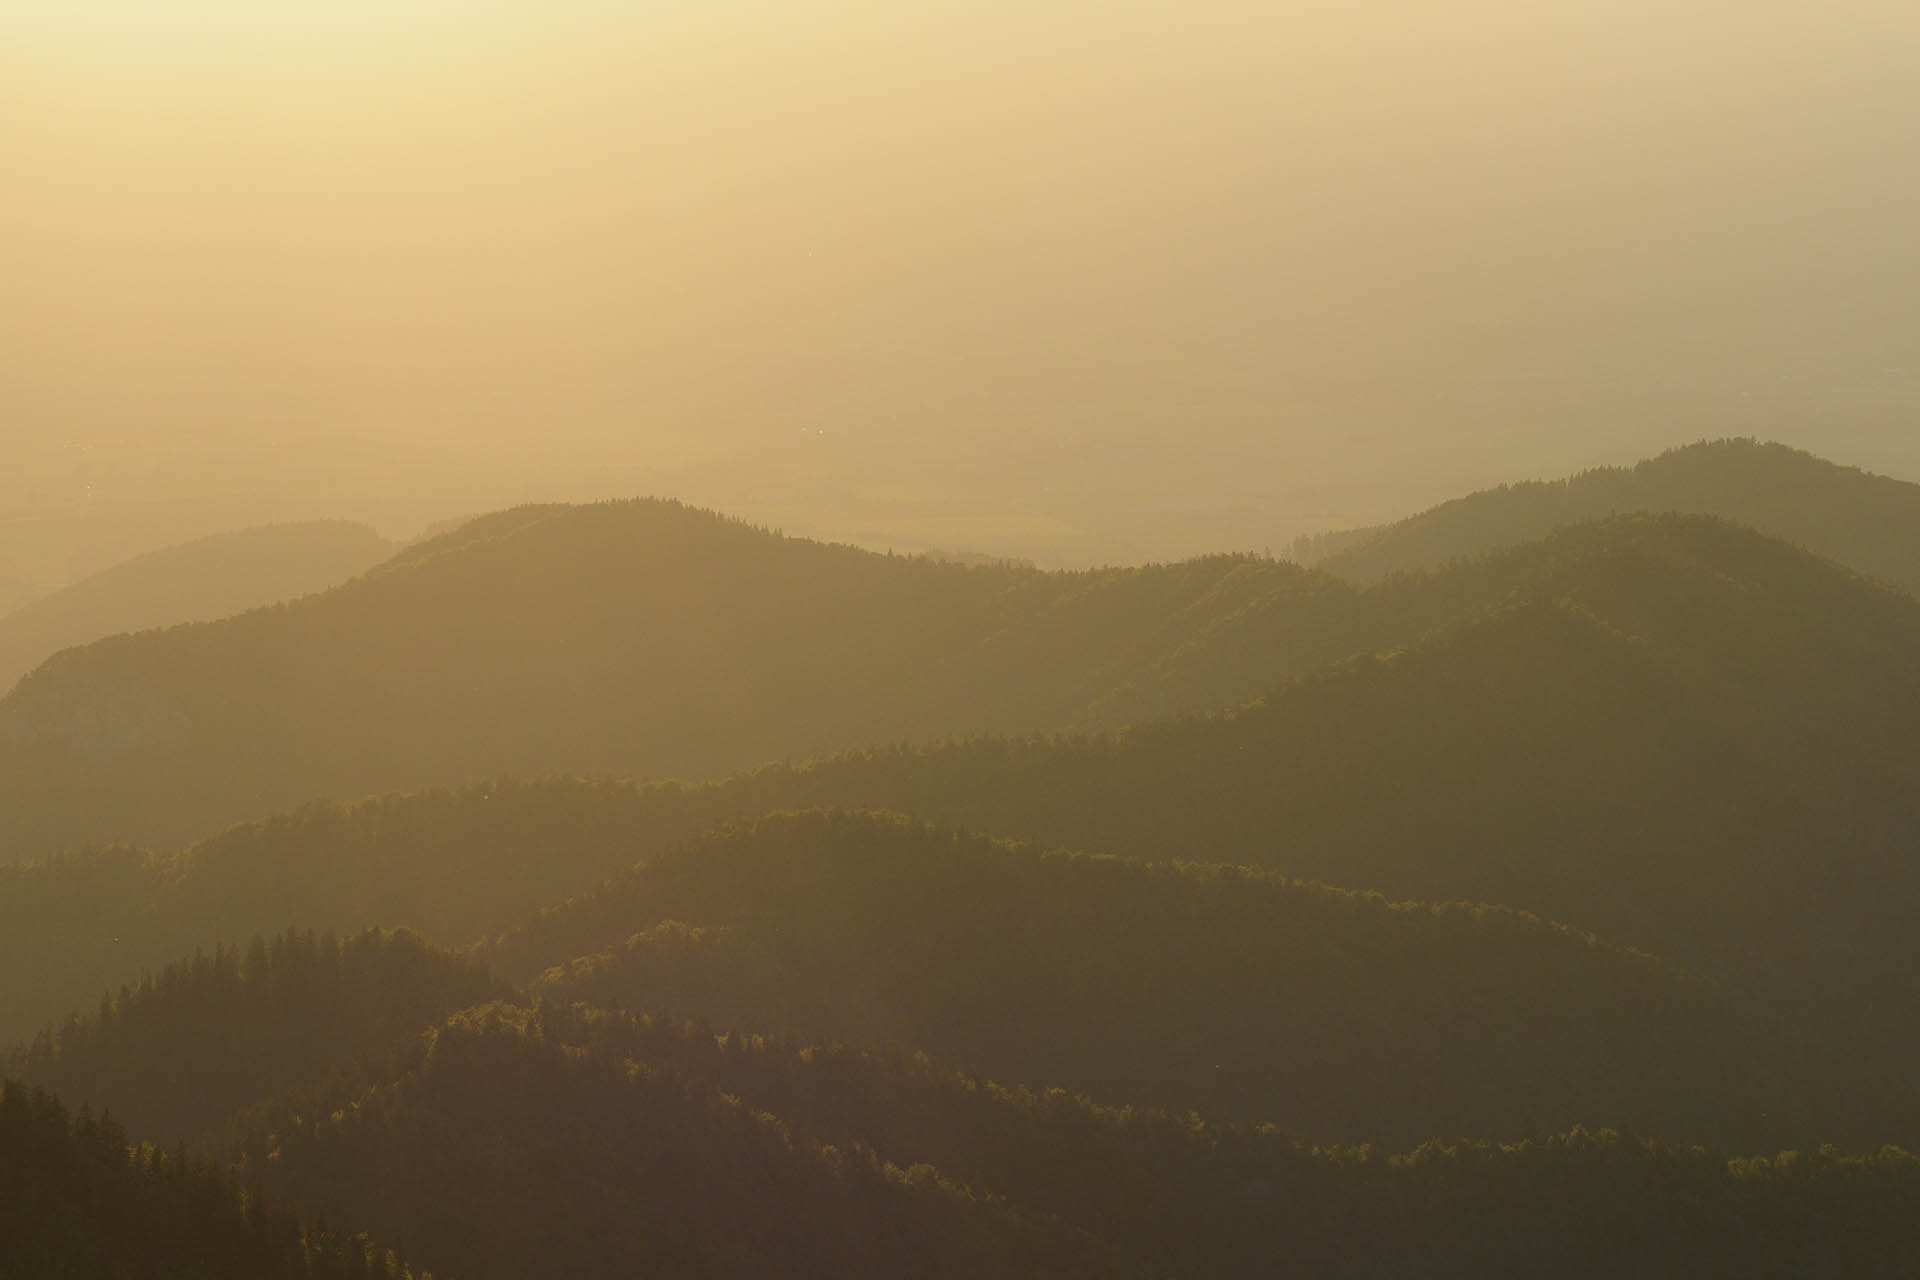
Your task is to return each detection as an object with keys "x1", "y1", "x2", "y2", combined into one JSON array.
[
  {"x1": 485, "y1": 810, "x2": 1913, "y2": 1152},
  {"x1": 234, "y1": 1001, "x2": 1920, "y2": 1280},
  {"x1": 0, "y1": 520, "x2": 395, "y2": 698},
  {"x1": 1307, "y1": 437, "x2": 1920, "y2": 595},
  {"x1": 240, "y1": 1002, "x2": 1126, "y2": 1280},
  {"x1": 0, "y1": 1080, "x2": 424, "y2": 1280},
  {"x1": 8, "y1": 927, "x2": 507, "y2": 1148}
]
